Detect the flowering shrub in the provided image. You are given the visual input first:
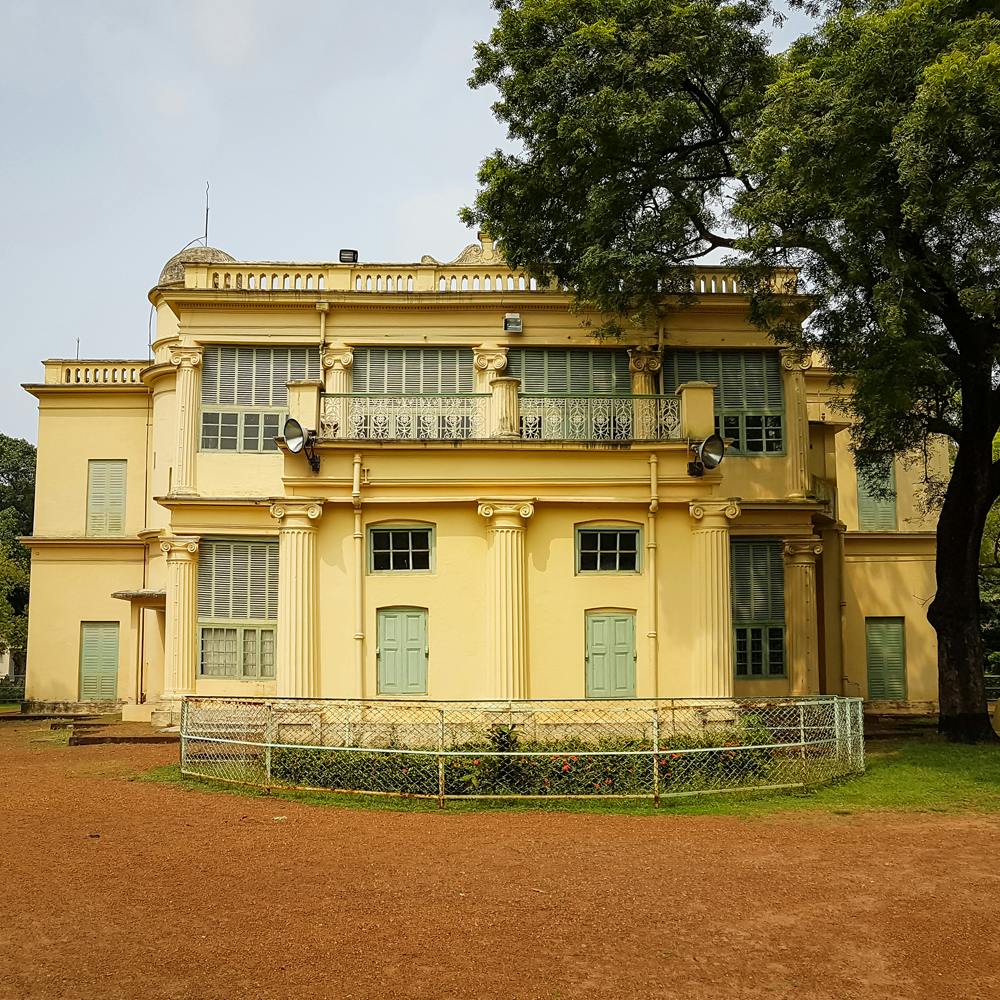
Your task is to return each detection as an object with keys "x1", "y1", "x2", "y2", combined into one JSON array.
[{"x1": 269, "y1": 718, "x2": 775, "y2": 797}]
